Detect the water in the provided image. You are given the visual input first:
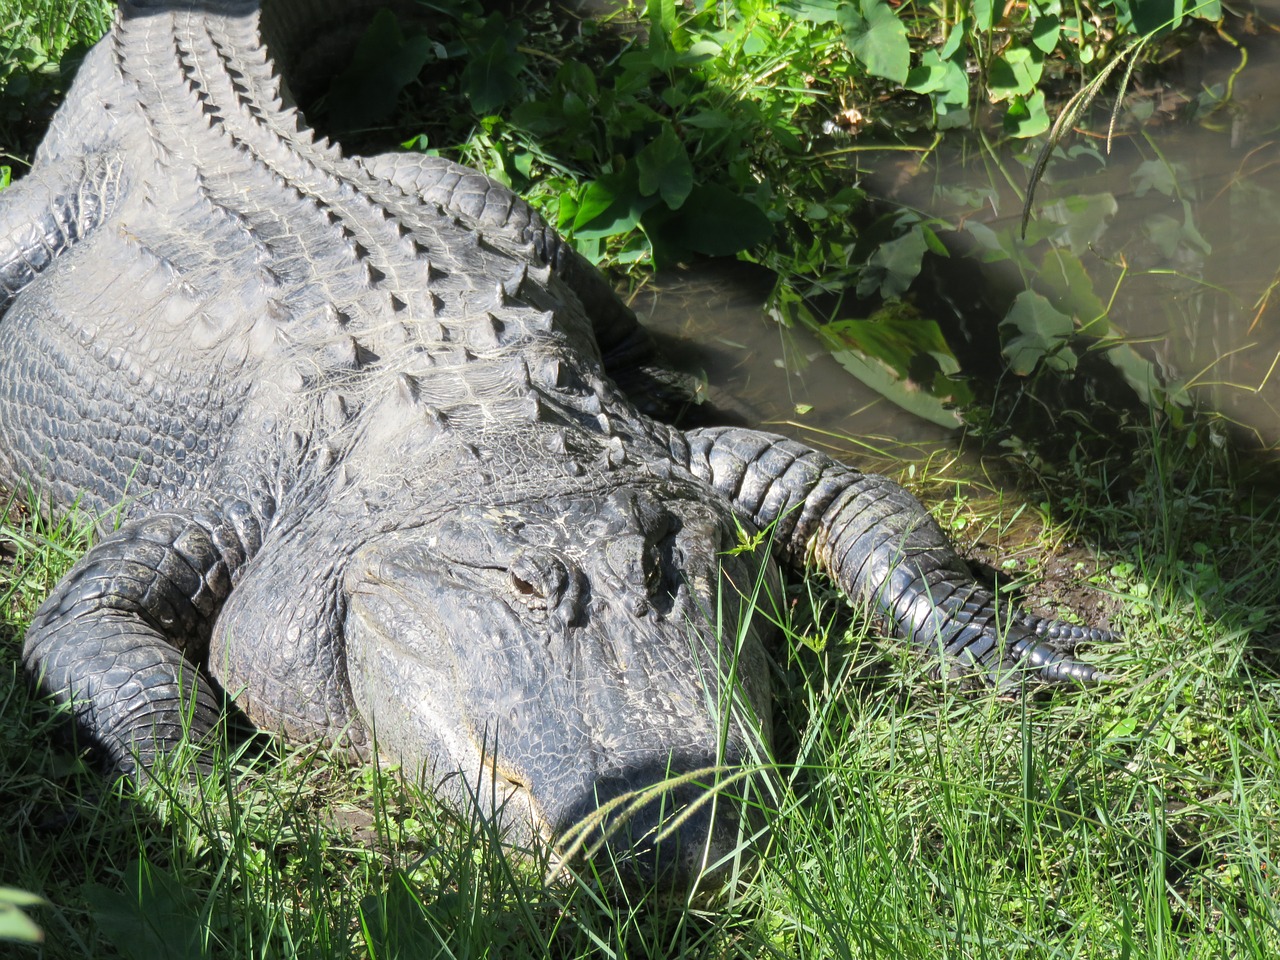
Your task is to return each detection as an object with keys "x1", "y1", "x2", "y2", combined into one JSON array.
[
  {"x1": 631, "y1": 260, "x2": 958, "y2": 468},
  {"x1": 634, "y1": 19, "x2": 1280, "y2": 457}
]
